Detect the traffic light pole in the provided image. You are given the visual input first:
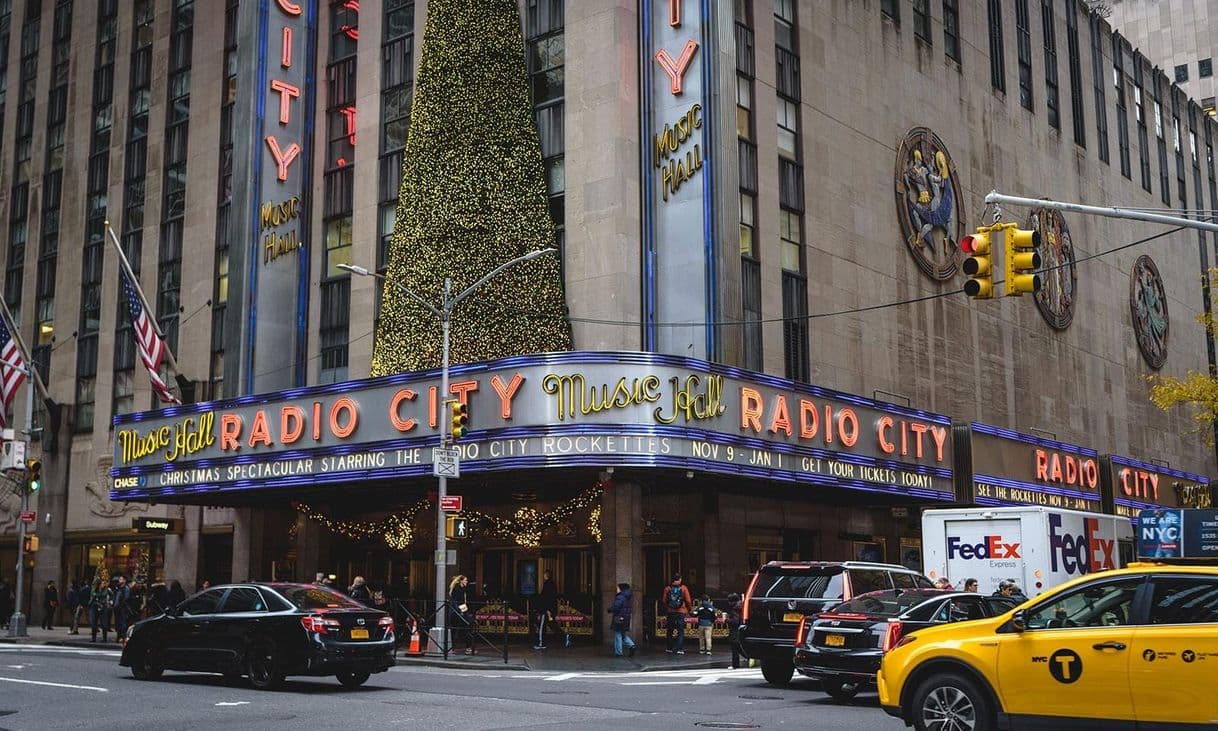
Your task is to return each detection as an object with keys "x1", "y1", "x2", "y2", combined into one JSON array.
[
  {"x1": 984, "y1": 191, "x2": 1218, "y2": 233},
  {"x1": 8, "y1": 365, "x2": 33, "y2": 637}
]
